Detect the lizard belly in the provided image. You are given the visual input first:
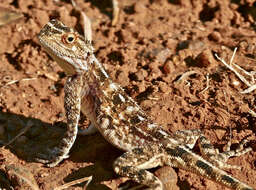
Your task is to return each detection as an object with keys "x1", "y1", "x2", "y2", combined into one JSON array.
[{"x1": 80, "y1": 94, "x2": 140, "y2": 151}]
